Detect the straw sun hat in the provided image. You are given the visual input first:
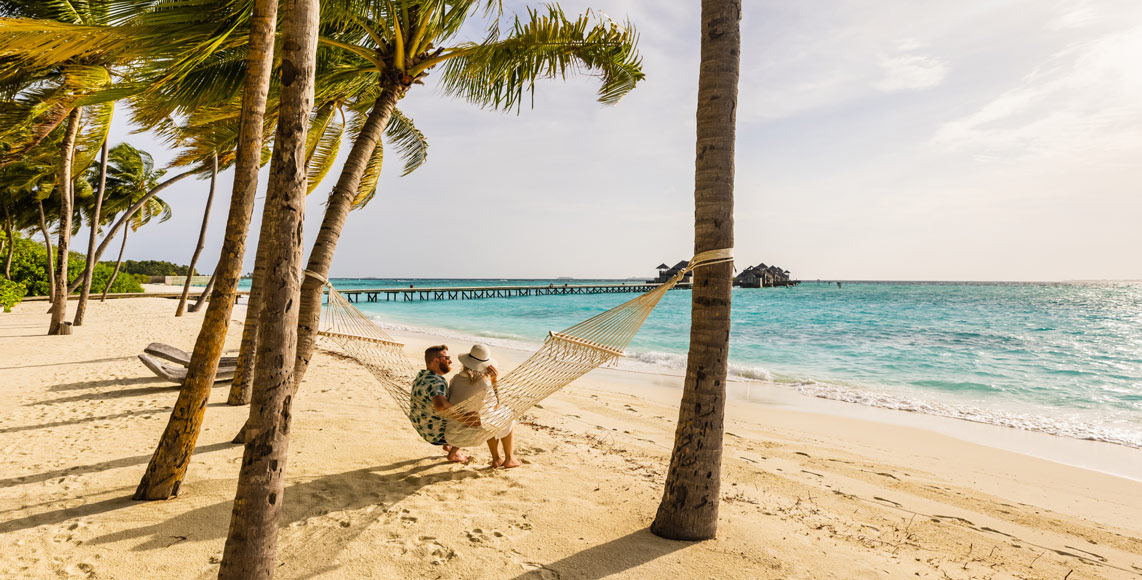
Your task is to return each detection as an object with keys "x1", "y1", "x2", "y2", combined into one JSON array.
[{"x1": 458, "y1": 344, "x2": 497, "y2": 372}]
